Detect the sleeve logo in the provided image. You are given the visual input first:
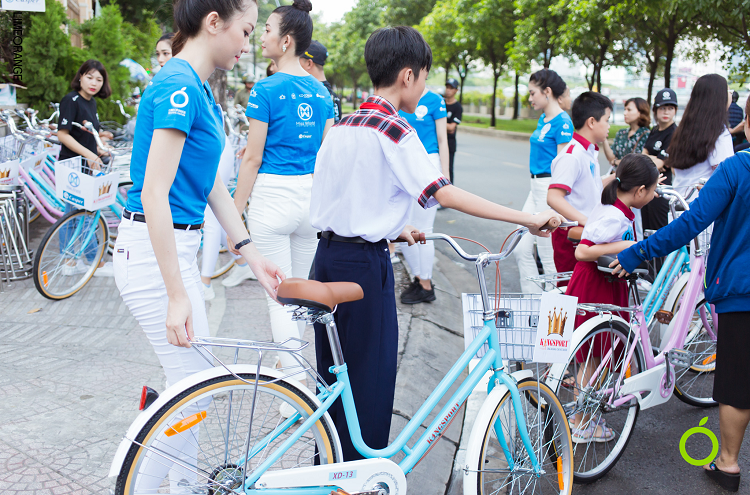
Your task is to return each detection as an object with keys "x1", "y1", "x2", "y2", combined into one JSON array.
[
  {"x1": 170, "y1": 87, "x2": 190, "y2": 108},
  {"x1": 61, "y1": 118, "x2": 68, "y2": 125},
  {"x1": 538, "y1": 122, "x2": 552, "y2": 141},
  {"x1": 250, "y1": 89, "x2": 257, "y2": 97},
  {"x1": 297, "y1": 103, "x2": 313, "y2": 121}
]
